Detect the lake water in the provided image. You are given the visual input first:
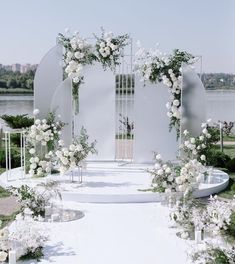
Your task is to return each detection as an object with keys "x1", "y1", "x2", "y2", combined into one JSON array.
[{"x1": 1, "y1": 91, "x2": 235, "y2": 130}]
